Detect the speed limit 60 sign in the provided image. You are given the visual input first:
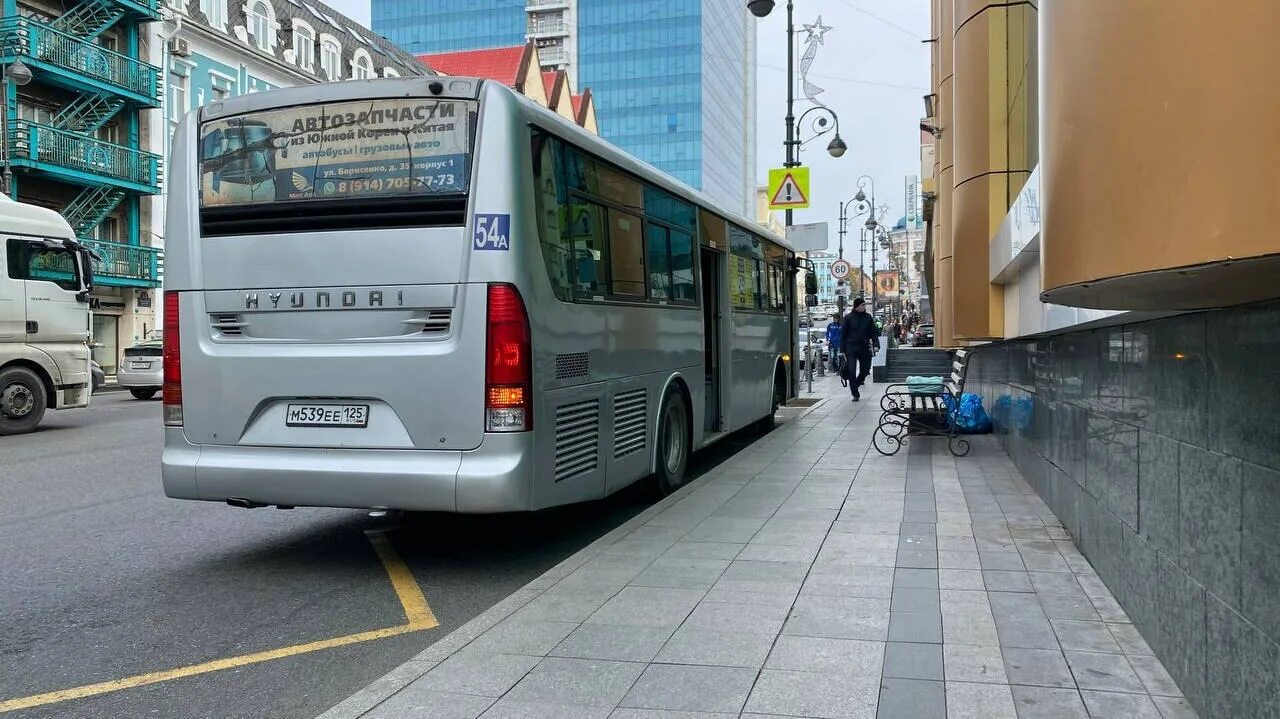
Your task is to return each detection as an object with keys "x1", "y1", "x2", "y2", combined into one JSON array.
[{"x1": 830, "y1": 259, "x2": 852, "y2": 281}]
